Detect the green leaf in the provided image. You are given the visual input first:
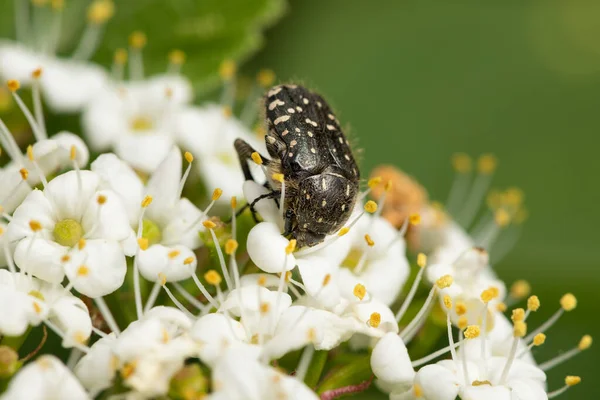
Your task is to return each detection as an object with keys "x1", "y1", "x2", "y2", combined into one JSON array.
[
  {"x1": 317, "y1": 354, "x2": 372, "y2": 394},
  {"x1": 303, "y1": 350, "x2": 328, "y2": 389}
]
